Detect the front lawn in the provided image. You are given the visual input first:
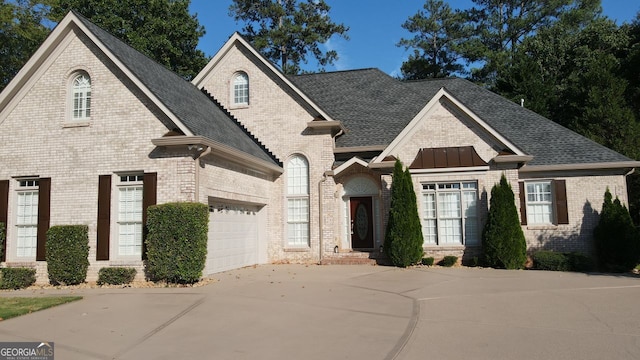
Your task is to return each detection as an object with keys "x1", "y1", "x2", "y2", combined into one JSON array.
[{"x1": 0, "y1": 296, "x2": 82, "y2": 320}]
